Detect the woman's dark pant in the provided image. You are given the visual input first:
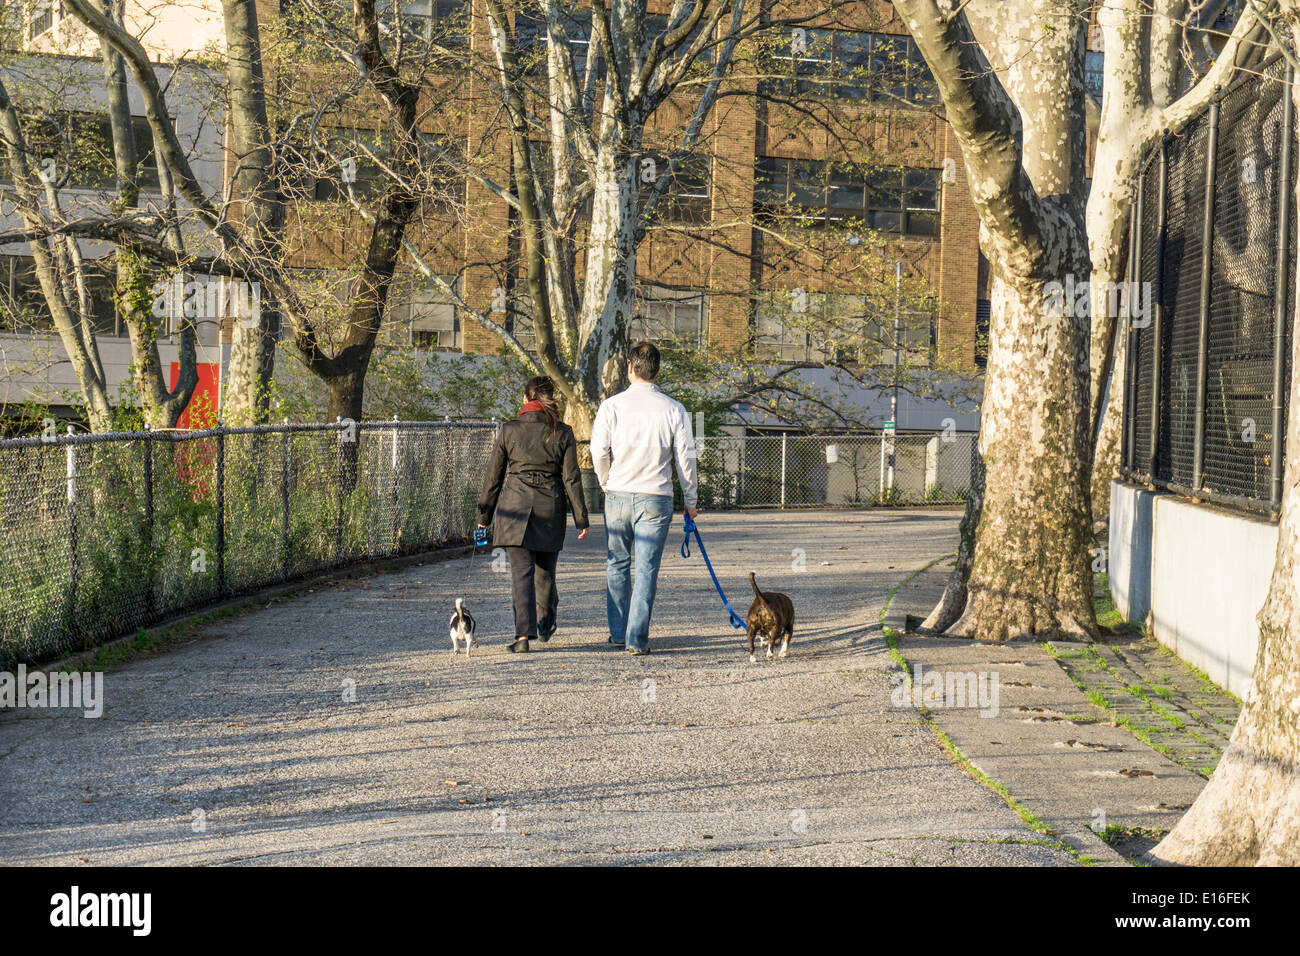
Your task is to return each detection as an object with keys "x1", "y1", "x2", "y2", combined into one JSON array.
[{"x1": 506, "y1": 547, "x2": 559, "y2": 638}]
